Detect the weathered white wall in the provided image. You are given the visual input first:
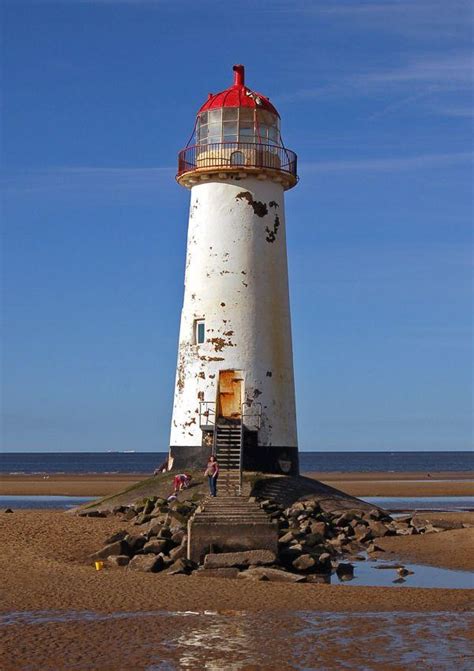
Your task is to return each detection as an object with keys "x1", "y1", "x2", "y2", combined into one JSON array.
[{"x1": 170, "y1": 175, "x2": 297, "y2": 449}]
